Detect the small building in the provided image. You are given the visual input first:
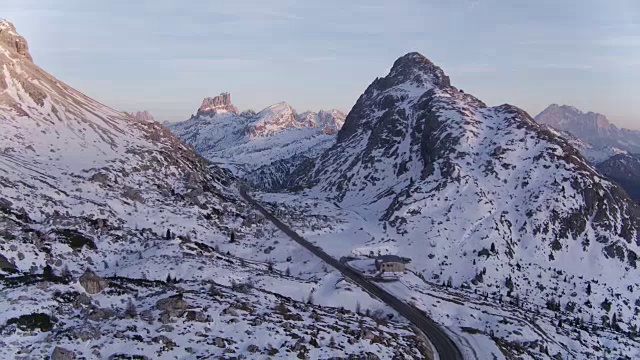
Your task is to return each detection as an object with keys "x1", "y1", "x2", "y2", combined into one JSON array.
[{"x1": 374, "y1": 255, "x2": 406, "y2": 273}]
